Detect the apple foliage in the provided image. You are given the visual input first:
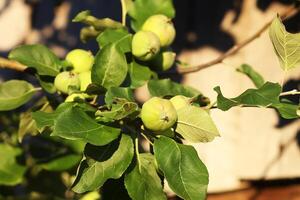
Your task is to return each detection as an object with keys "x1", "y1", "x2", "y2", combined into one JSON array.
[{"x1": 0, "y1": 0, "x2": 299, "y2": 199}]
